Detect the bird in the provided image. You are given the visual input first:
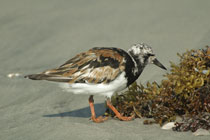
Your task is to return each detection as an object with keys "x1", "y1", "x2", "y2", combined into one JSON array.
[{"x1": 25, "y1": 43, "x2": 167, "y2": 123}]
